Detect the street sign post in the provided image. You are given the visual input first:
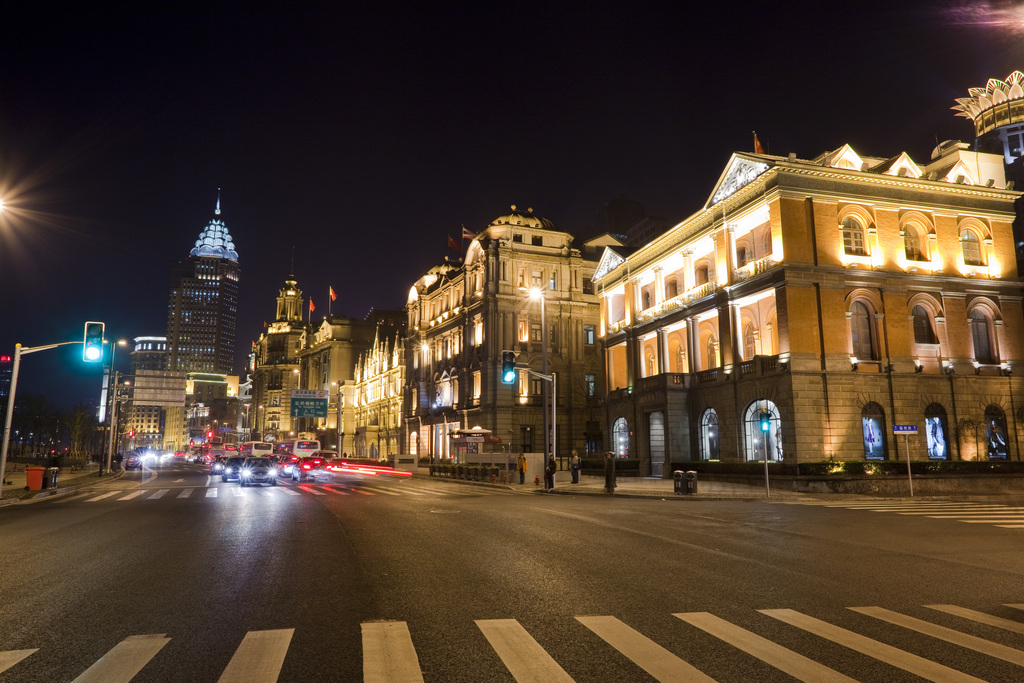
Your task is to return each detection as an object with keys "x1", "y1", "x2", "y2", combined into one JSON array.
[{"x1": 893, "y1": 424, "x2": 918, "y2": 496}]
